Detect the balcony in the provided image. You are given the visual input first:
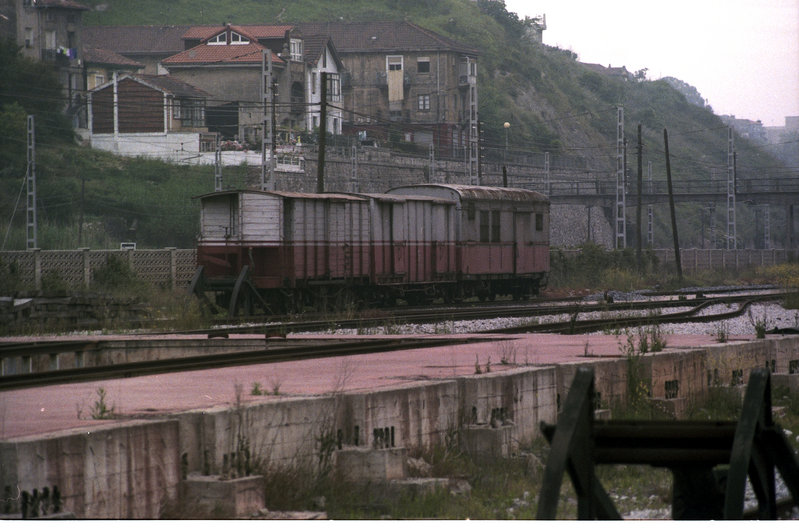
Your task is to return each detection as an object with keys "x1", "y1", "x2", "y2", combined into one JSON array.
[{"x1": 41, "y1": 48, "x2": 78, "y2": 67}]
